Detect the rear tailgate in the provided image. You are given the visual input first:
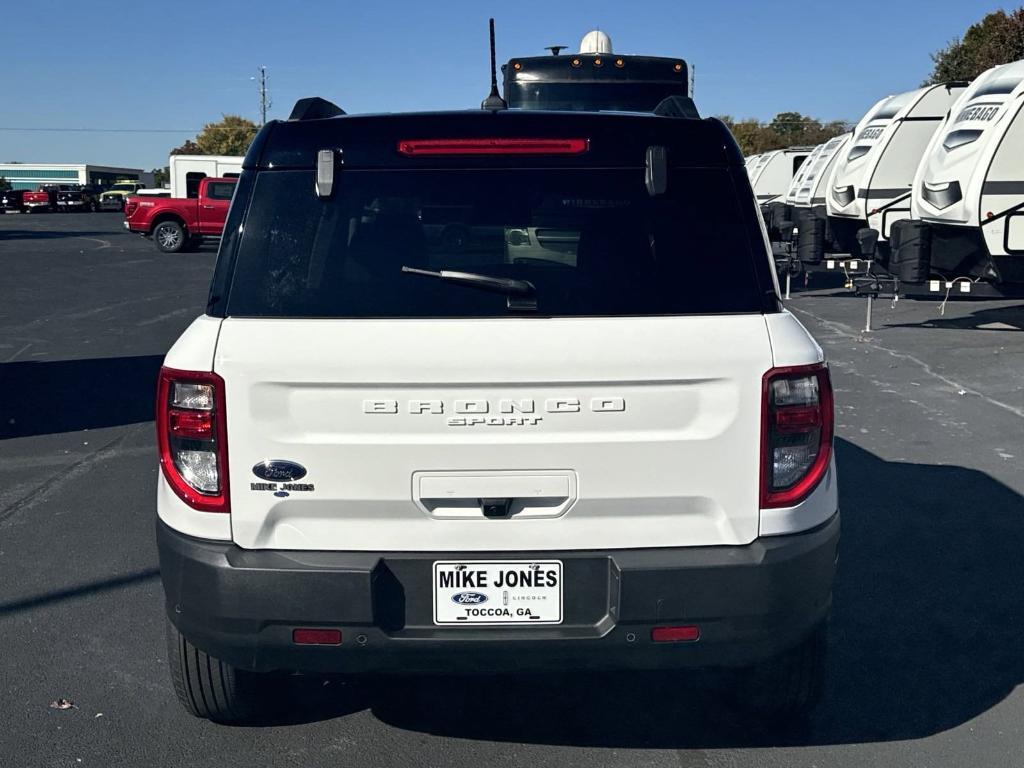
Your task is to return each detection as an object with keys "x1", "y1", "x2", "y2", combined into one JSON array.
[{"x1": 216, "y1": 315, "x2": 772, "y2": 551}]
